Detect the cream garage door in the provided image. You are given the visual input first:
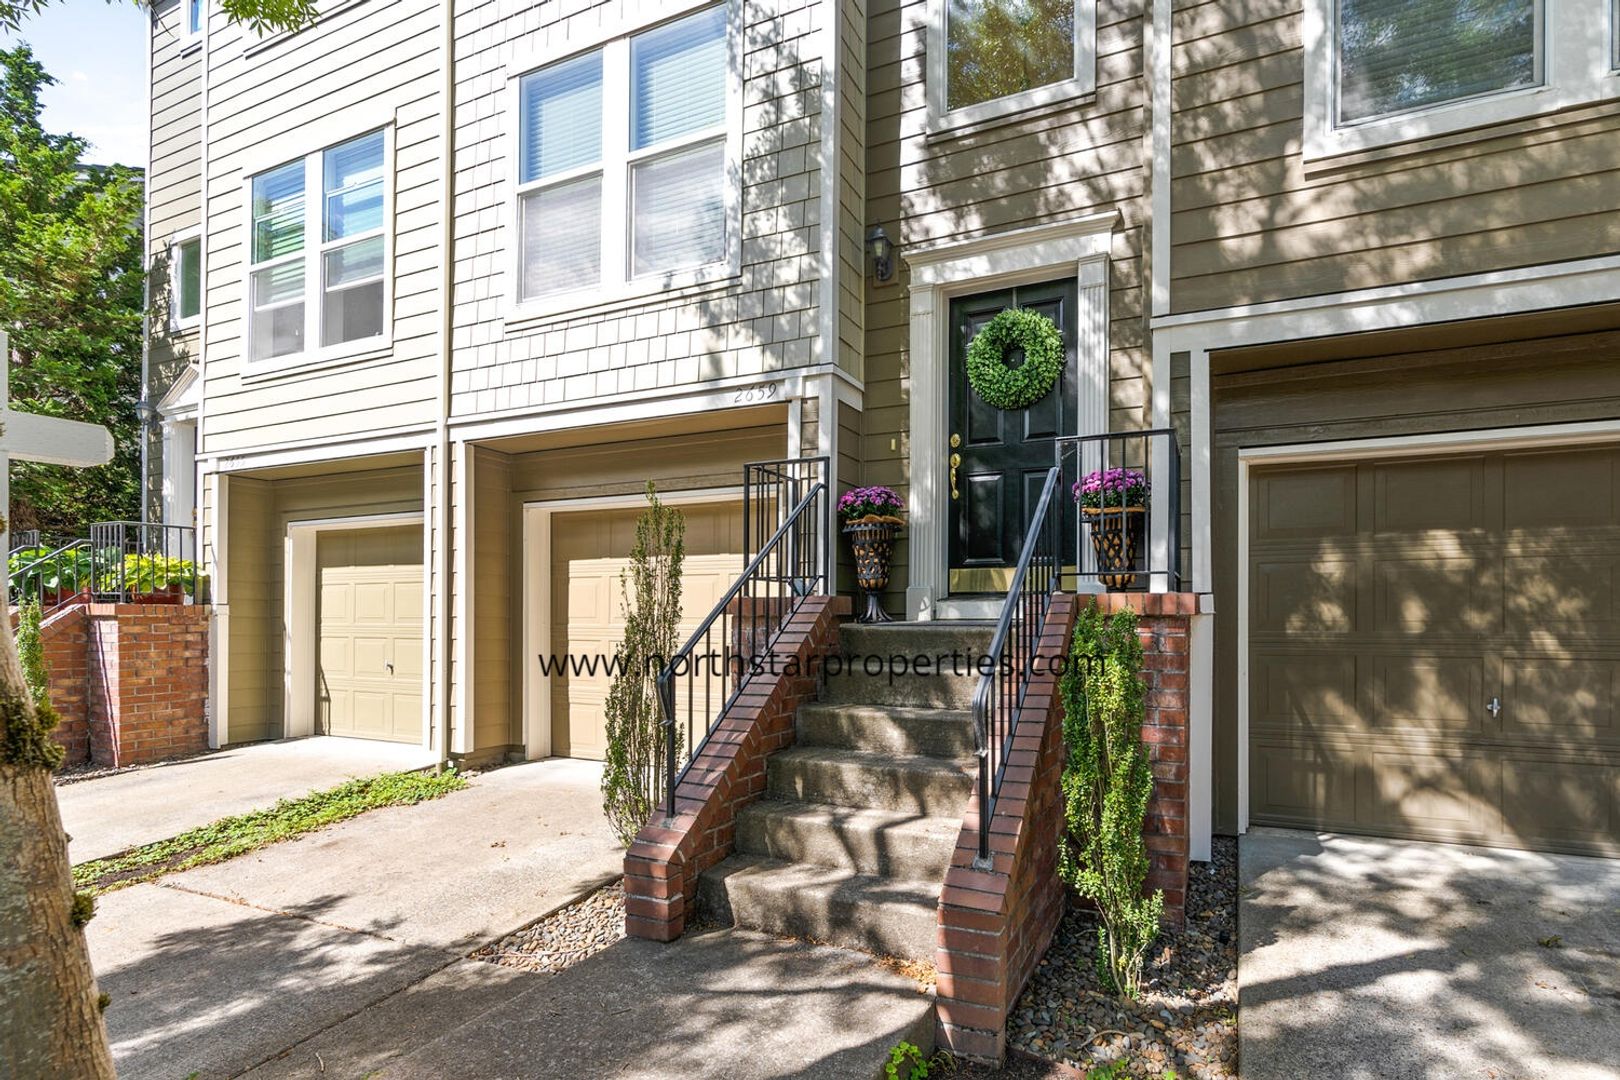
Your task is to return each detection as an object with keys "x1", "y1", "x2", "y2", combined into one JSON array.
[
  {"x1": 550, "y1": 503, "x2": 744, "y2": 760},
  {"x1": 317, "y1": 526, "x2": 424, "y2": 743},
  {"x1": 1248, "y1": 446, "x2": 1620, "y2": 856}
]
